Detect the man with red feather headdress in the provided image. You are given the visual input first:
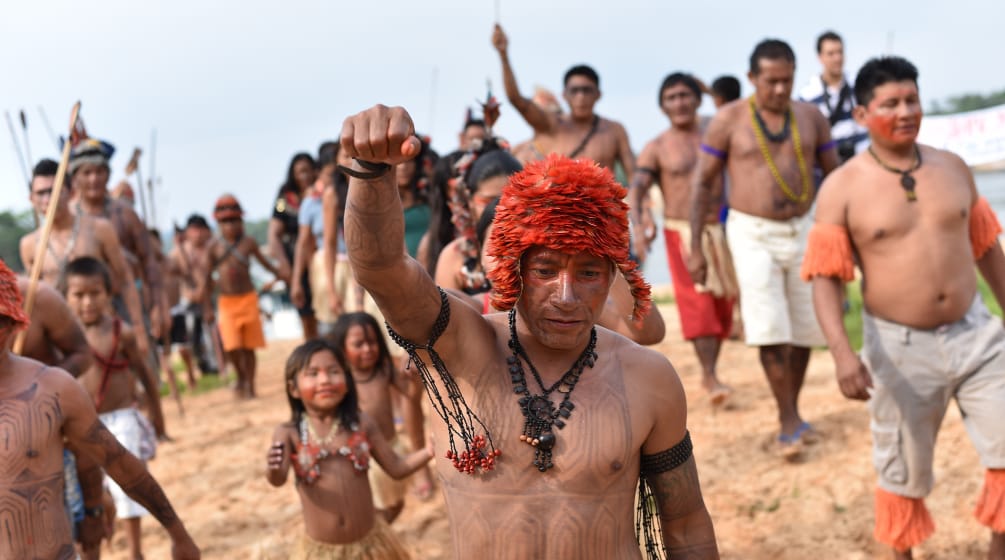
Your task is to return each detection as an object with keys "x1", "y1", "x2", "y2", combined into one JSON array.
[{"x1": 338, "y1": 104, "x2": 718, "y2": 559}]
